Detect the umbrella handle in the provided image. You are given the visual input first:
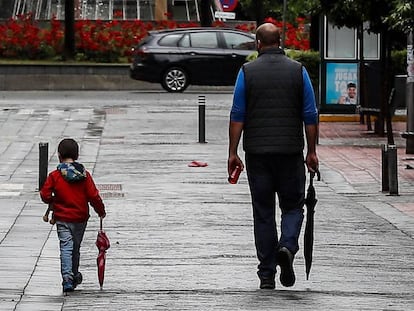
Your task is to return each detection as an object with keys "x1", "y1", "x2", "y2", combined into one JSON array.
[
  {"x1": 100, "y1": 217, "x2": 103, "y2": 231},
  {"x1": 309, "y1": 170, "x2": 321, "y2": 186}
]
